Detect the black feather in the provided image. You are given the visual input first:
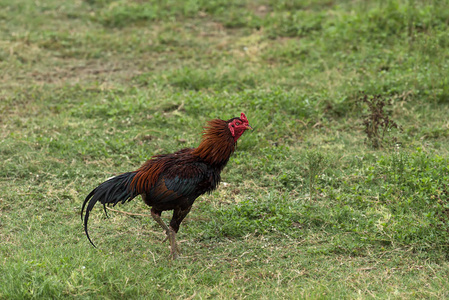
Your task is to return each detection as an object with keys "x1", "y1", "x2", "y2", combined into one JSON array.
[{"x1": 81, "y1": 172, "x2": 139, "y2": 247}]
